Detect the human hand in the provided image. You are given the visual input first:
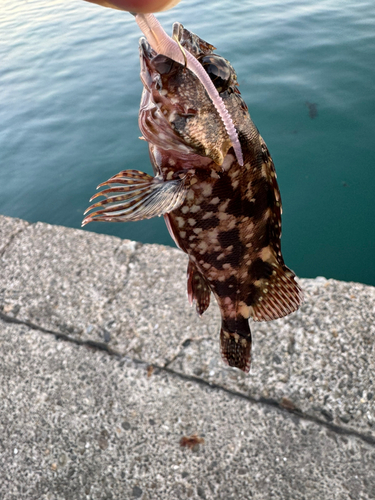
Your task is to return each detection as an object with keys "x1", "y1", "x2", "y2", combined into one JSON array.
[{"x1": 84, "y1": 0, "x2": 181, "y2": 13}]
